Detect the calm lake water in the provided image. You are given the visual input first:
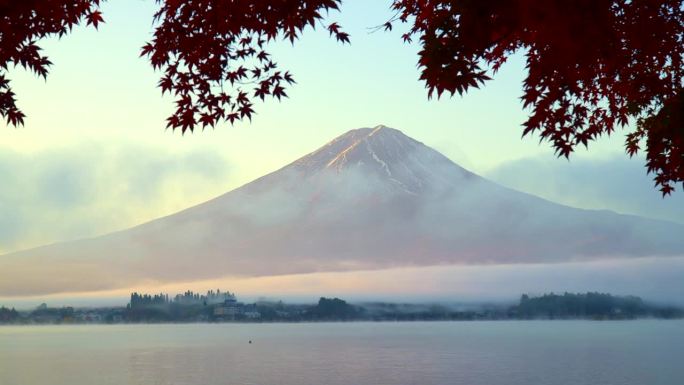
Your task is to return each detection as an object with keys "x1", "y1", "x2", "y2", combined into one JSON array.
[{"x1": 1, "y1": 321, "x2": 682, "y2": 385}]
